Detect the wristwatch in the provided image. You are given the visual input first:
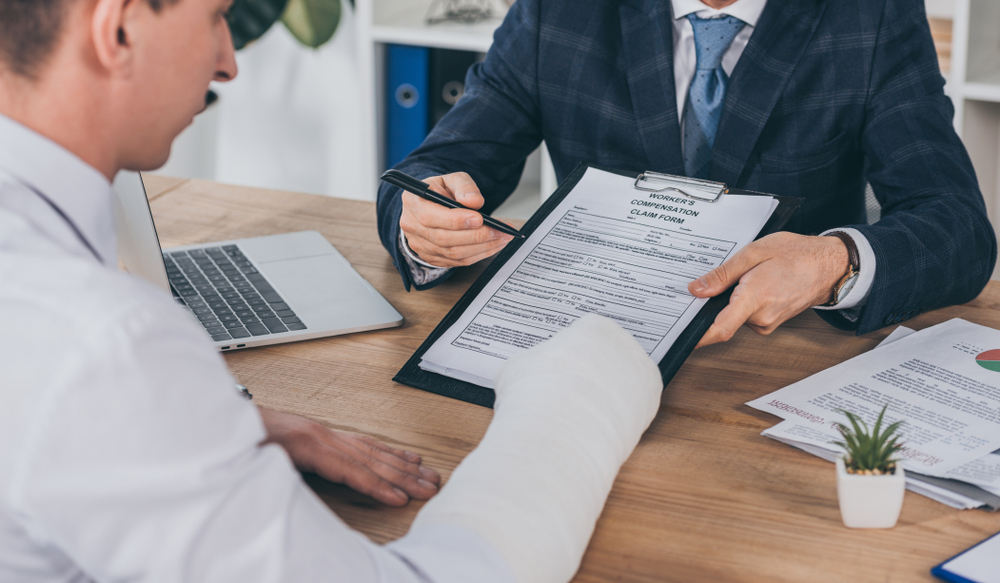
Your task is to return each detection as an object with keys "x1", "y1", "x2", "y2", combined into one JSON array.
[{"x1": 823, "y1": 231, "x2": 860, "y2": 307}]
